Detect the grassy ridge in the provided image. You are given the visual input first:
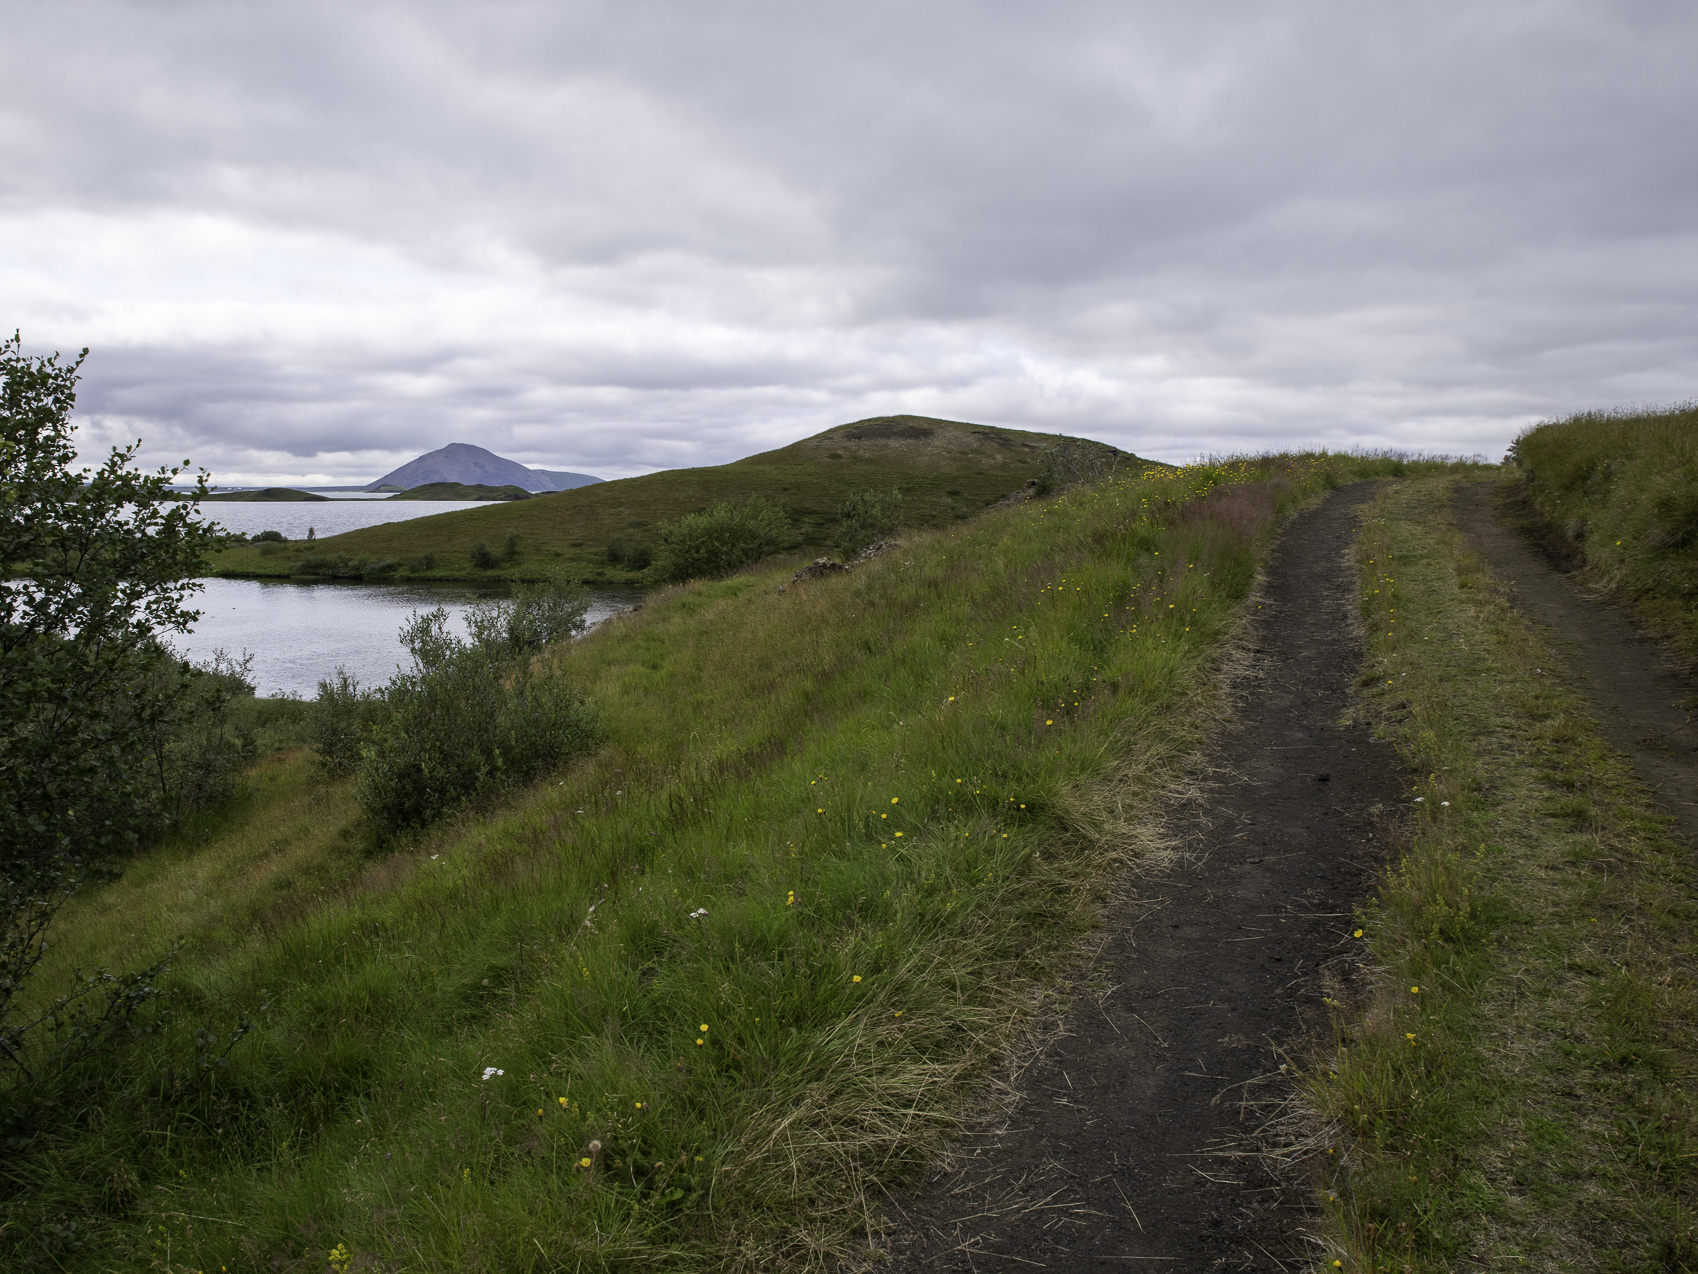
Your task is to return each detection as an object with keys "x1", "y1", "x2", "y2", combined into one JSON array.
[
  {"x1": 5, "y1": 454, "x2": 1426, "y2": 1272},
  {"x1": 1308, "y1": 476, "x2": 1698, "y2": 1269},
  {"x1": 208, "y1": 416, "x2": 1130, "y2": 584},
  {"x1": 1511, "y1": 404, "x2": 1698, "y2": 663}
]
